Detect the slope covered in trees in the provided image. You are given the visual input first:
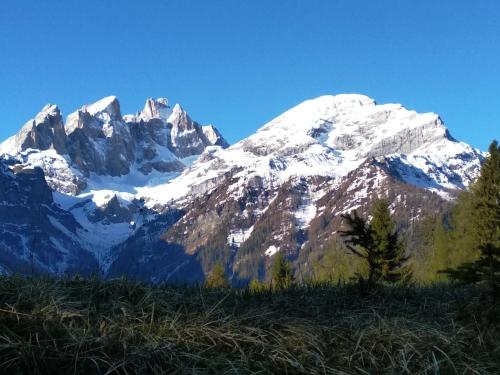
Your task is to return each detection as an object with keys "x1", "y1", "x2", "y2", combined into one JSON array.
[{"x1": 411, "y1": 140, "x2": 500, "y2": 287}]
